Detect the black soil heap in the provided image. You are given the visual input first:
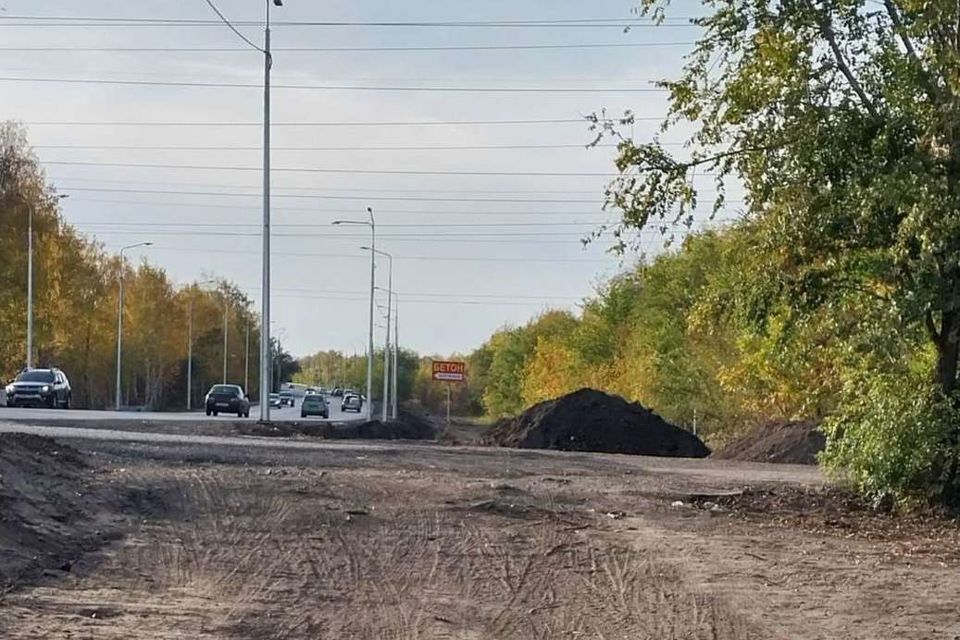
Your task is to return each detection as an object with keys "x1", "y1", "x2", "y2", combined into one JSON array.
[
  {"x1": 714, "y1": 420, "x2": 824, "y2": 465},
  {"x1": 481, "y1": 388, "x2": 710, "y2": 458}
]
